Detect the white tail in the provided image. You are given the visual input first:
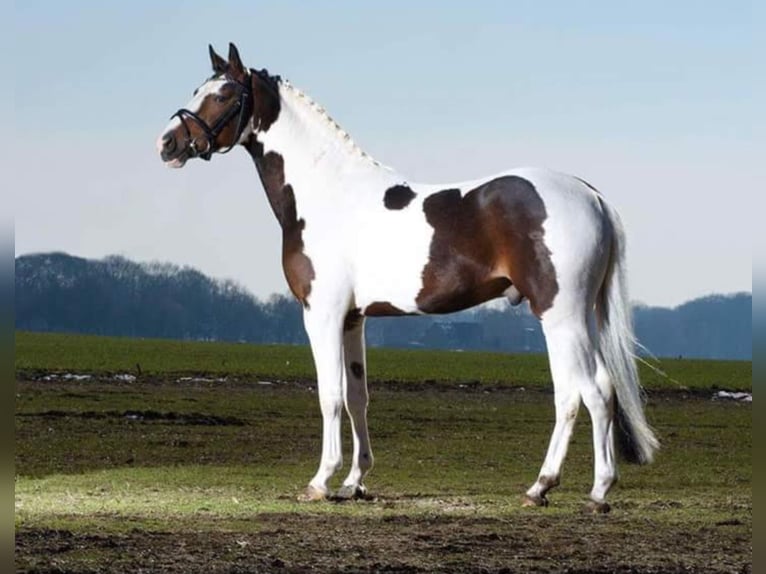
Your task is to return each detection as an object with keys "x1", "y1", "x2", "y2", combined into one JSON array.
[{"x1": 598, "y1": 201, "x2": 659, "y2": 464}]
